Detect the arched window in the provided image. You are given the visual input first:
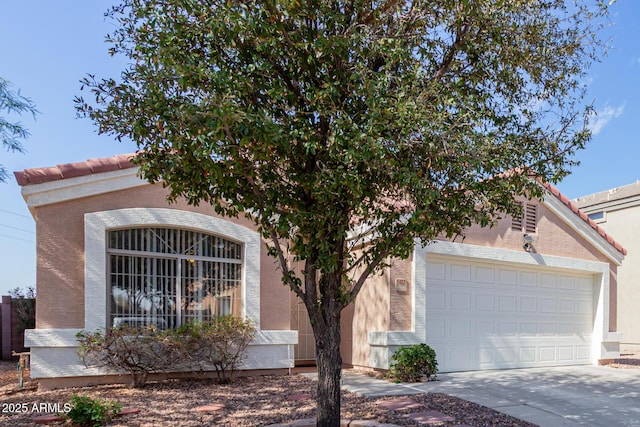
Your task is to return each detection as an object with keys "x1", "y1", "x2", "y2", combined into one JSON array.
[{"x1": 107, "y1": 227, "x2": 242, "y2": 329}]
